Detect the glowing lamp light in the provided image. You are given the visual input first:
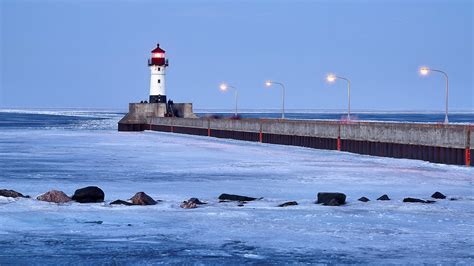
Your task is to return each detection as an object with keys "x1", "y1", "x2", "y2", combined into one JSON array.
[
  {"x1": 264, "y1": 80, "x2": 285, "y2": 119},
  {"x1": 325, "y1": 73, "x2": 351, "y2": 121},
  {"x1": 153, "y1": 53, "x2": 164, "y2": 58},
  {"x1": 219, "y1": 83, "x2": 228, "y2": 91},
  {"x1": 418, "y1": 66, "x2": 449, "y2": 124},
  {"x1": 326, "y1": 74, "x2": 336, "y2": 83},
  {"x1": 420, "y1": 67, "x2": 430, "y2": 76},
  {"x1": 218, "y1": 83, "x2": 238, "y2": 116}
]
